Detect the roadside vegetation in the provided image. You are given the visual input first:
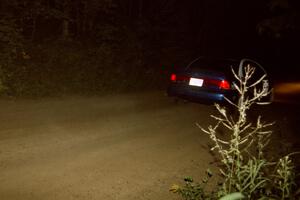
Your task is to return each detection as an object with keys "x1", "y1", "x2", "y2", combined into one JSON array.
[
  {"x1": 1, "y1": 0, "x2": 298, "y2": 98},
  {"x1": 0, "y1": 0, "x2": 192, "y2": 97},
  {"x1": 171, "y1": 64, "x2": 299, "y2": 199},
  {"x1": 0, "y1": 40, "x2": 168, "y2": 97}
]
